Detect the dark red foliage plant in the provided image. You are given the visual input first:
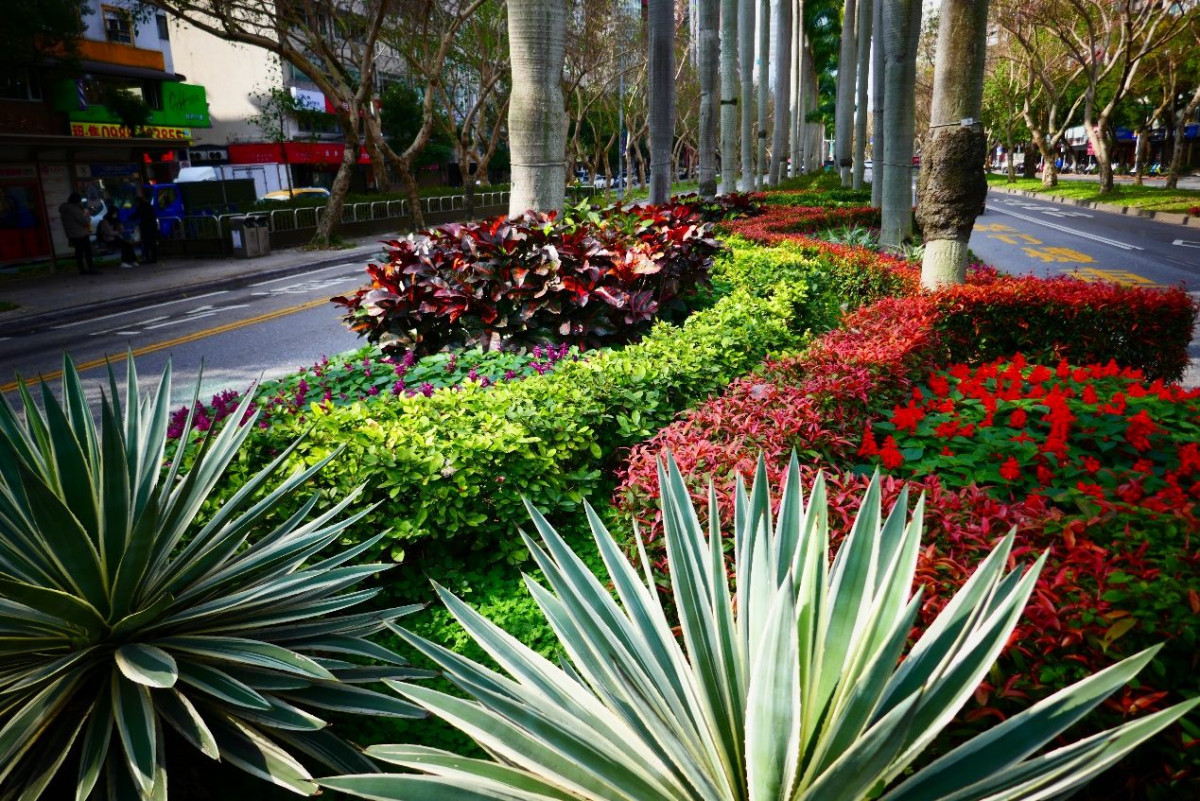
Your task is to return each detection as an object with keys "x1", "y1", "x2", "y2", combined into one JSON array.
[{"x1": 332, "y1": 202, "x2": 726, "y2": 356}]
